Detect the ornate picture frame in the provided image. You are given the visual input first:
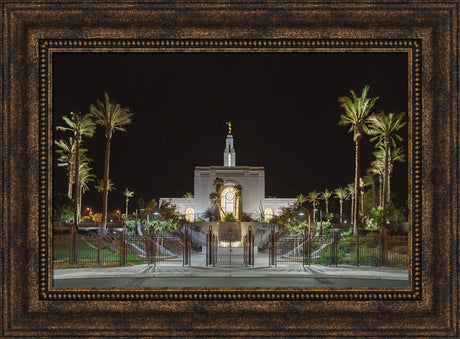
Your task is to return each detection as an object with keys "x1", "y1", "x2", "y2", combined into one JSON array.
[{"x1": 1, "y1": 1, "x2": 457, "y2": 336}]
